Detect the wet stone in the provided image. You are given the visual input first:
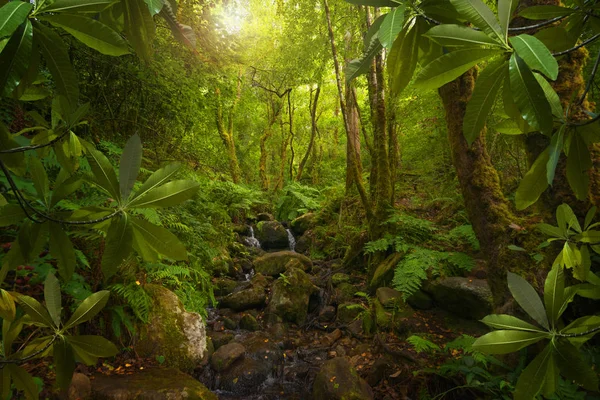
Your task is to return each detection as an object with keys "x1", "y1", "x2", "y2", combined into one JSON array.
[{"x1": 211, "y1": 342, "x2": 246, "y2": 373}]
